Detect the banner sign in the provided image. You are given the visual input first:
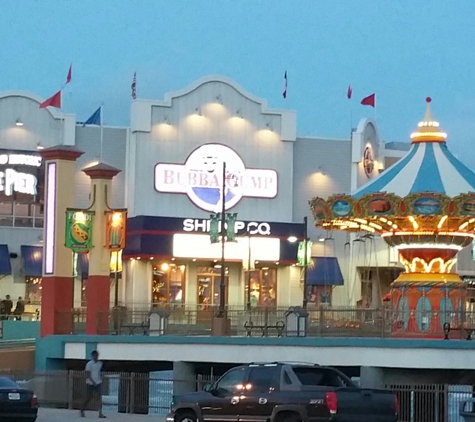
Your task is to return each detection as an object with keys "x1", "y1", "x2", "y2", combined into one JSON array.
[
  {"x1": 105, "y1": 211, "x2": 127, "y2": 251},
  {"x1": 297, "y1": 240, "x2": 313, "y2": 266},
  {"x1": 209, "y1": 212, "x2": 238, "y2": 243},
  {"x1": 154, "y1": 144, "x2": 278, "y2": 212},
  {"x1": 65, "y1": 210, "x2": 94, "y2": 253}
]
